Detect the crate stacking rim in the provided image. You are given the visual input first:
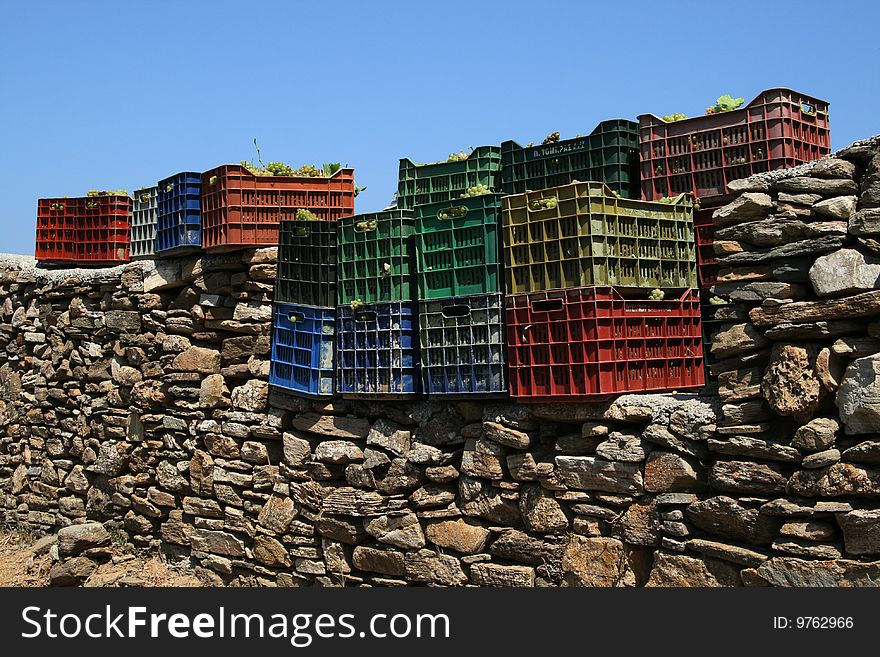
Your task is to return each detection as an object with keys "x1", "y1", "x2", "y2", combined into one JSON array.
[
  {"x1": 639, "y1": 87, "x2": 831, "y2": 205},
  {"x1": 336, "y1": 301, "x2": 419, "y2": 397},
  {"x1": 200, "y1": 164, "x2": 355, "y2": 251},
  {"x1": 397, "y1": 146, "x2": 501, "y2": 210},
  {"x1": 502, "y1": 180, "x2": 697, "y2": 294},
  {"x1": 131, "y1": 186, "x2": 158, "y2": 259},
  {"x1": 501, "y1": 119, "x2": 640, "y2": 199},
  {"x1": 506, "y1": 286, "x2": 704, "y2": 401},
  {"x1": 337, "y1": 210, "x2": 416, "y2": 305},
  {"x1": 270, "y1": 303, "x2": 336, "y2": 397},
  {"x1": 275, "y1": 219, "x2": 337, "y2": 307},
  {"x1": 36, "y1": 195, "x2": 132, "y2": 265},
  {"x1": 419, "y1": 293, "x2": 506, "y2": 396},
  {"x1": 157, "y1": 171, "x2": 202, "y2": 255},
  {"x1": 414, "y1": 193, "x2": 502, "y2": 299}
]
